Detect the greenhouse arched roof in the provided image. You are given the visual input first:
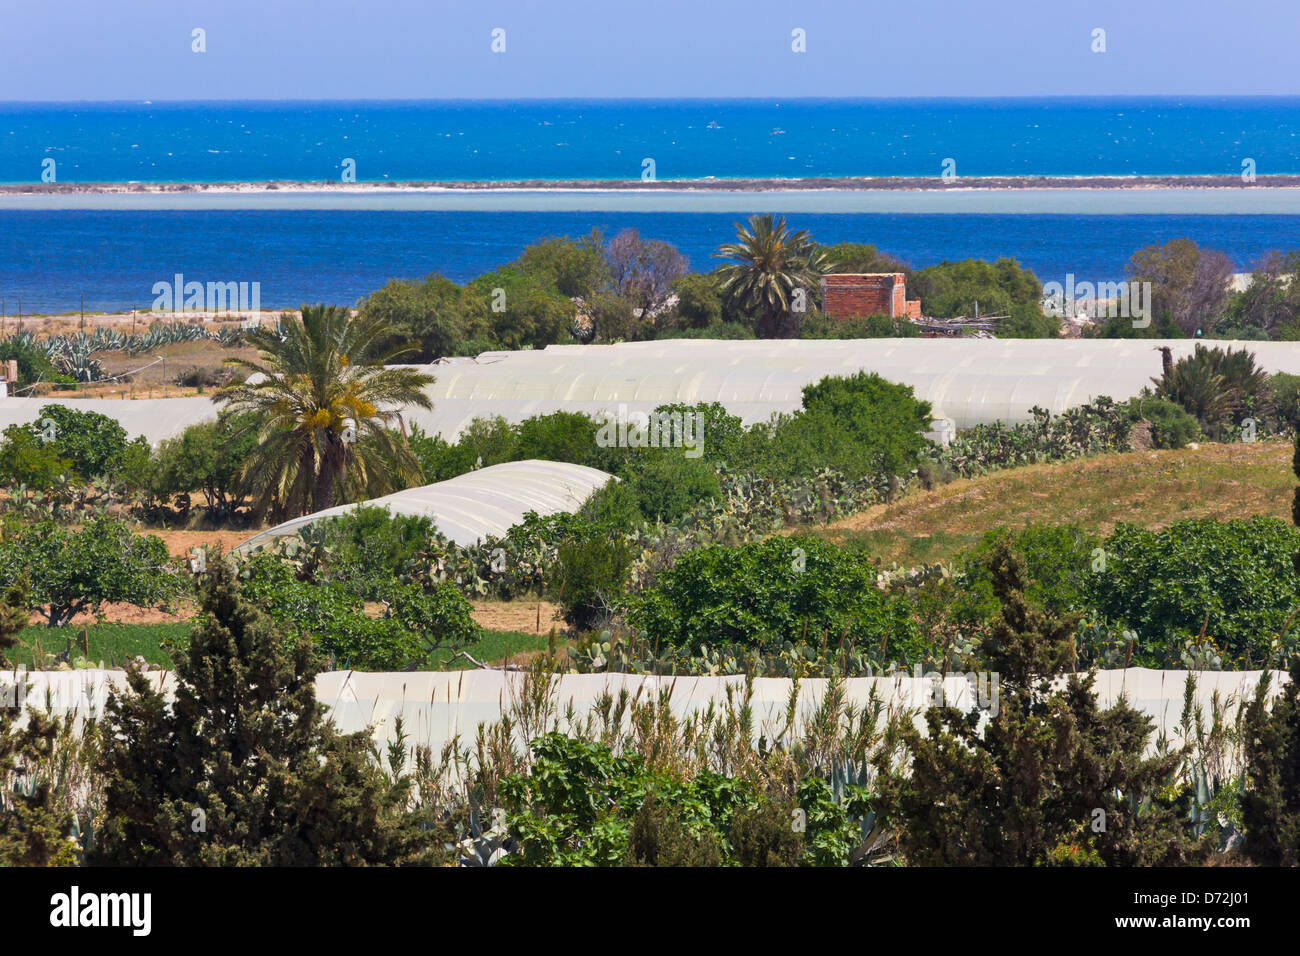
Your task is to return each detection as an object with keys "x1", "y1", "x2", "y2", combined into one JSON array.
[
  {"x1": 232, "y1": 459, "x2": 612, "y2": 553},
  {"x1": 5, "y1": 338, "x2": 1300, "y2": 443}
]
